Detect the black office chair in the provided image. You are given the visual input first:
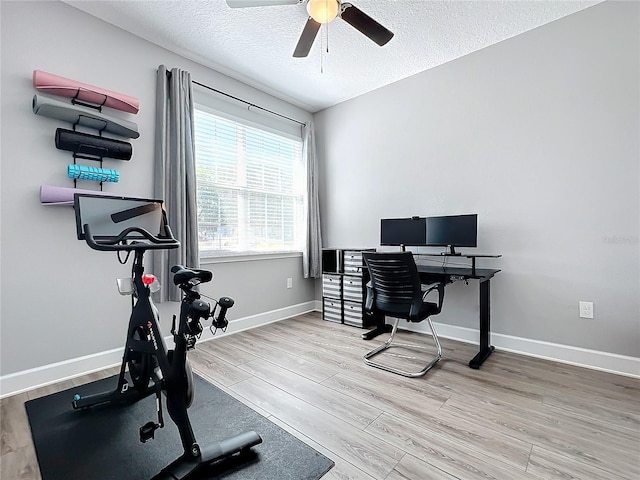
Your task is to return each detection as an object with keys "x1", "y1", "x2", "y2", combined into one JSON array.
[{"x1": 362, "y1": 251, "x2": 445, "y2": 377}]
